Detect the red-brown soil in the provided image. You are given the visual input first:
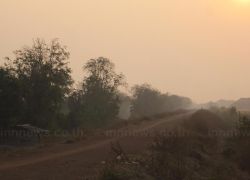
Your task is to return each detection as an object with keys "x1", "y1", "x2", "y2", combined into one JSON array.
[{"x1": 0, "y1": 111, "x2": 193, "y2": 180}]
